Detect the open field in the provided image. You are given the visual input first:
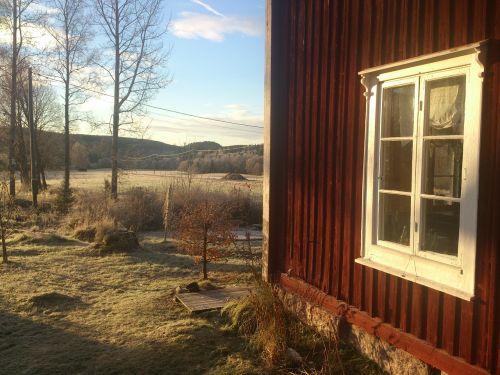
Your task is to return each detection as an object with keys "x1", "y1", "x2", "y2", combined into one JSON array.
[
  {"x1": 43, "y1": 169, "x2": 263, "y2": 195},
  {"x1": 0, "y1": 230, "x2": 264, "y2": 375}
]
